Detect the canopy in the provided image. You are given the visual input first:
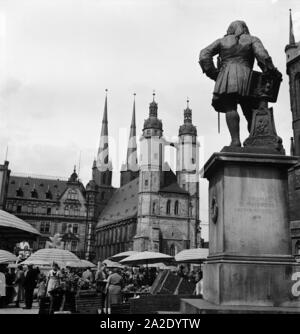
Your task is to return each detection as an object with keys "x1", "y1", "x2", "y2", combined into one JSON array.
[
  {"x1": 0, "y1": 249, "x2": 17, "y2": 264},
  {"x1": 146, "y1": 263, "x2": 177, "y2": 271},
  {"x1": 24, "y1": 248, "x2": 81, "y2": 268},
  {"x1": 102, "y1": 259, "x2": 124, "y2": 269},
  {"x1": 21, "y1": 259, "x2": 51, "y2": 267},
  {"x1": 0, "y1": 210, "x2": 40, "y2": 239},
  {"x1": 120, "y1": 251, "x2": 174, "y2": 265},
  {"x1": 175, "y1": 248, "x2": 209, "y2": 263},
  {"x1": 109, "y1": 251, "x2": 138, "y2": 262},
  {"x1": 80, "y1": 259, "x2": 96, "y2": 268}
]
